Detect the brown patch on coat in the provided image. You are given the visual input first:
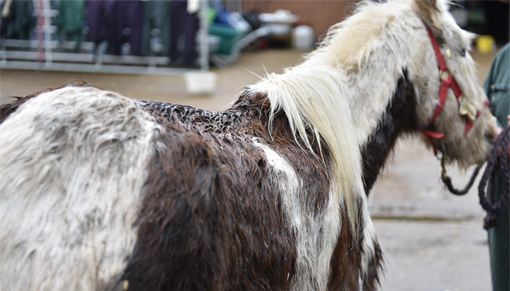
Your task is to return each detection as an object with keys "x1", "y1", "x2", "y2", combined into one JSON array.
[
  {"x1": 125, "y1": 92, "x2": 333, "y2": 290},
  {"x1": 327, "y1": 199, "x2": 362, "y2": 290},
  {"x1": 327, "y1": 196, "x2": 384, "y2": 291},
  {"x1": 121, "y1": 119, "x2": 236, "y2": 290}
]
